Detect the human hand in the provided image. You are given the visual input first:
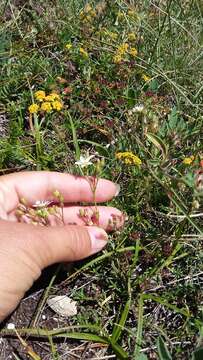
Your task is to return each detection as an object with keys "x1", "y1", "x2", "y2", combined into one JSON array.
[{"x1": 0, "y1": 171, "x2": 123, "y2": 322}]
